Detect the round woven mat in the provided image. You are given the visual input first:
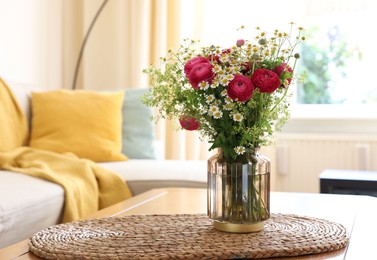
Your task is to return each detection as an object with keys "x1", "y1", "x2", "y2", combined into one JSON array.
[{"x1": 29, "y1": 213, "x2": 348, "y2": 259}]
